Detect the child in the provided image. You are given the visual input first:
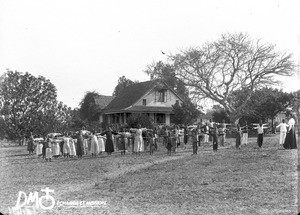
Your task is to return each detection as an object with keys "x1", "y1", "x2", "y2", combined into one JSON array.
[
  {"x1": 165, "y1": 128, "x2": 172, "y2": 156},
  {"x1": 191, "y1": 129, "x2": 198, "y2": 155},
  {"x1": 118, "y1": 128, "x2": 127, "y2": 156},
  {"x1": 253, "y1": 121, "x2": 268, "y2": 148},
  {"x1": 149, "y1": 132, "x2": 155, "y2": 155},
  {"x1": 241, "y1": 122, "x2": 251, "y2": 146},
  {"x1": 210, "y1": 124, "x2": 219, "y2": 152},
  {"x1": 235, "y1": 124, "x2": 242, "y2": 149},
  {"x1": 218, "y1": 121, "x2": 227, "y2": 147},
  {"x1": 45, "y1": 138, "x2": 52, "y2": 162}
]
